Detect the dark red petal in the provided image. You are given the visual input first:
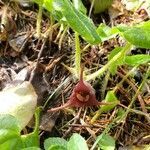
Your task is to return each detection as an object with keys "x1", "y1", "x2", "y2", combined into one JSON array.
[
  {"x1": 67, "y1": 82, "x2": 99, "y2": 107},
  {"x1": 48, "y1": 68, "x2": 100, "y2": 112}
]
